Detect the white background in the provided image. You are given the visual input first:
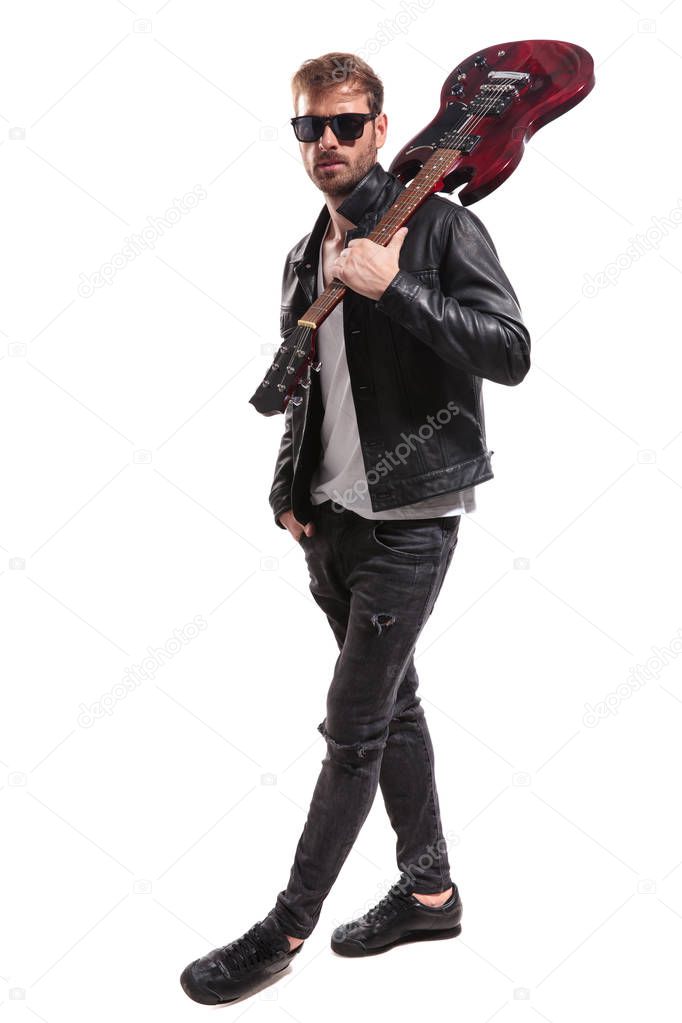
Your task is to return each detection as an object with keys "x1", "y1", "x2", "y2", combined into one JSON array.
[{"x1": 1, "y1": 0, "x2": 681, "y2": 1020}]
